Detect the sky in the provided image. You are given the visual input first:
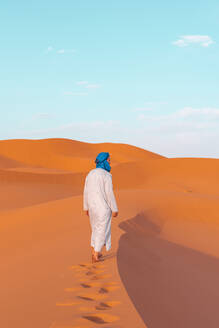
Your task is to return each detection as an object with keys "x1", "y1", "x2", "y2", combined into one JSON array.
[{"x1": 0, "y1": 0, "x2": 219, "y2": 157}]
